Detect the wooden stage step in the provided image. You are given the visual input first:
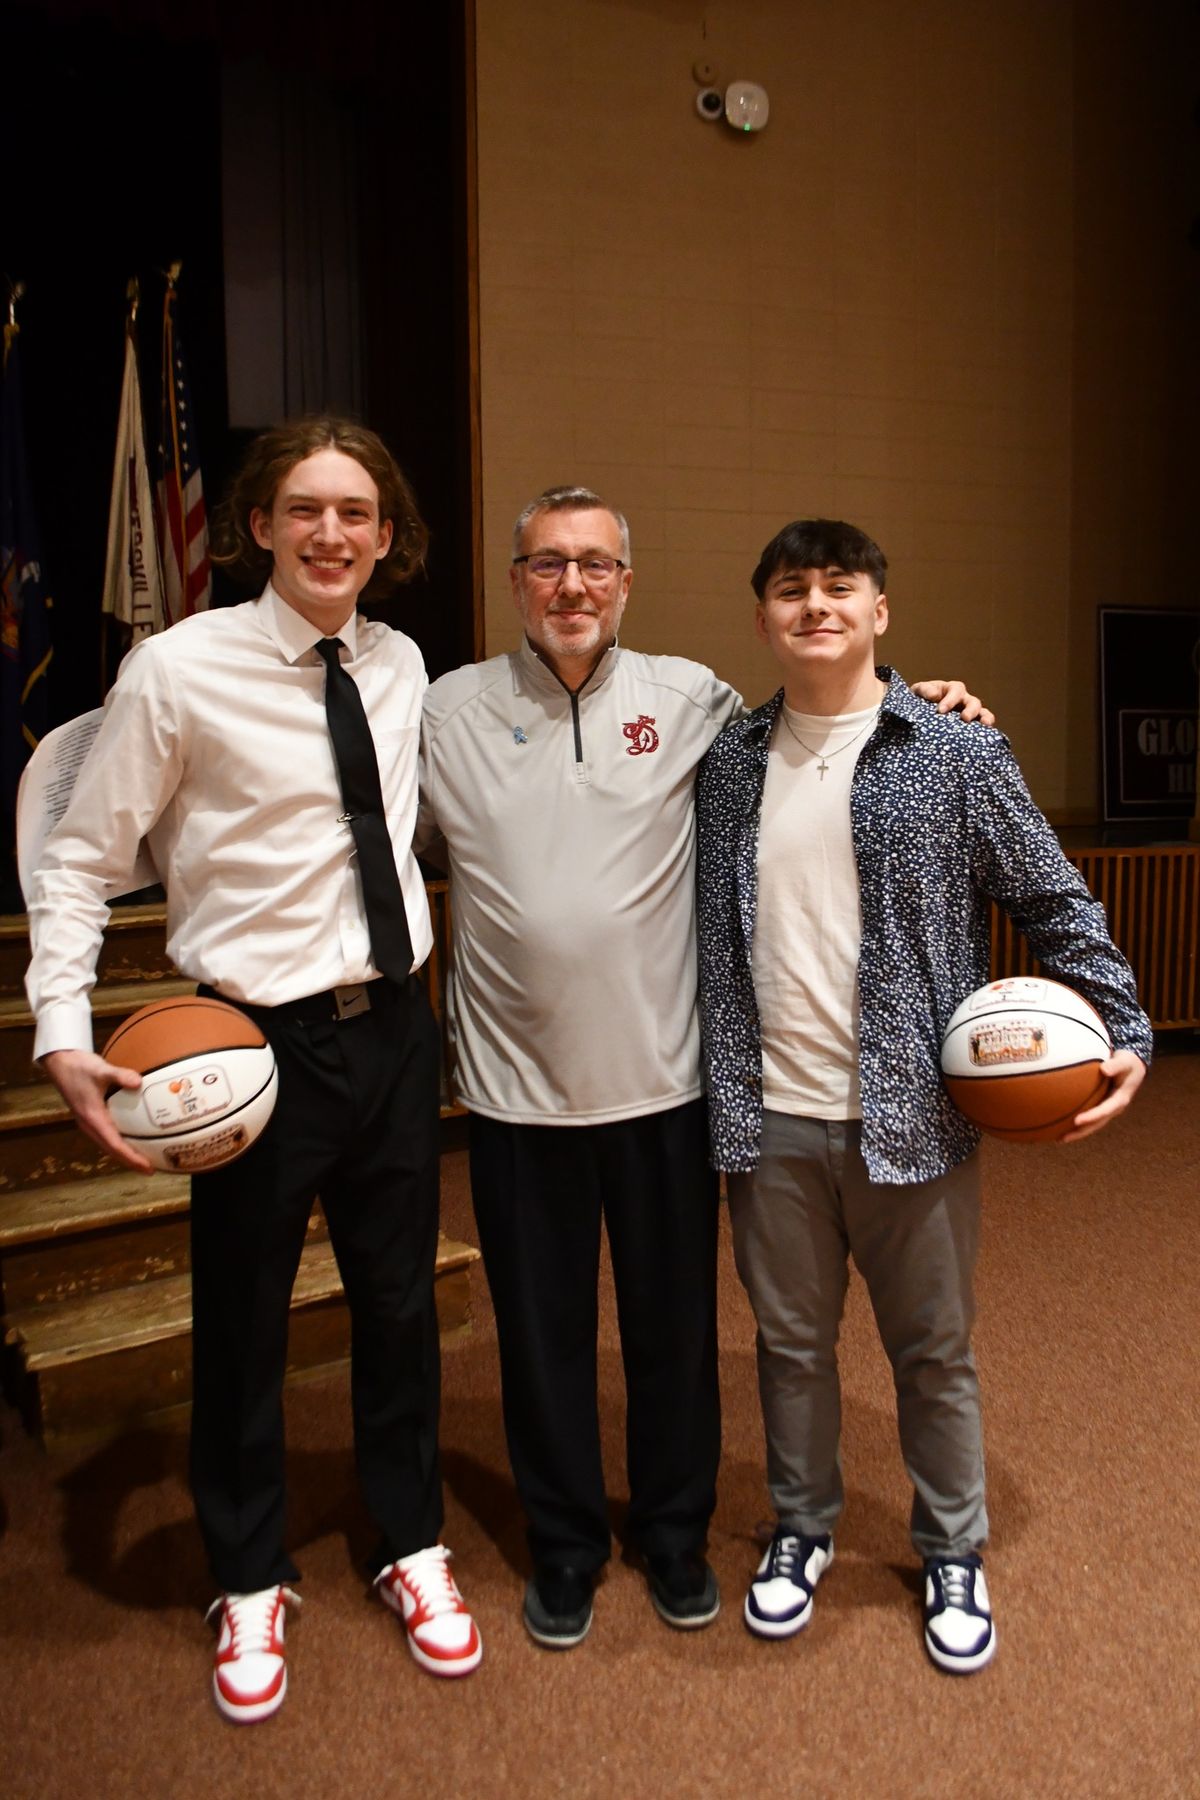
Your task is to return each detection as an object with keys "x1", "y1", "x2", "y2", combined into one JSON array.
[
  {"x1": 0, "y1": 1169, "x2": 191, "y2": 1247},
  {"x1": 0, "y1": 901, "x2": 176, "y2": 998},
  {"x1": 0, "y1": 977, "x2": 197, "y2": 1086},
  {"x1": 0, "y1": 1082, "x2": 117, "y2": 1192},
  {"x1": 8, "y1": 1234, "x2": 479, "y2": 1369},
  {"x1": 4, "y1": 1233, "x2": 480, "y2": 1444},
  {"x1": 0, "y1": 894, "x2": 479, "y2": 1446},
  {"x1": 0, "y1": 1080, "x2": 74, "y2": 1131},
  {"x1": 0, "y1": 1170, "x2": 193, "y2": 1310},
  {"x1": 0, "y1": 1170, "x2": 331, "y2": 1311}
]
